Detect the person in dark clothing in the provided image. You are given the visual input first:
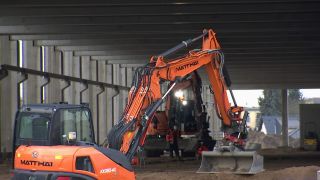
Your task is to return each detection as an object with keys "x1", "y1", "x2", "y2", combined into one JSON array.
[{"x1": 166, "y1": 126, "x2": 180, "y2": 159}]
